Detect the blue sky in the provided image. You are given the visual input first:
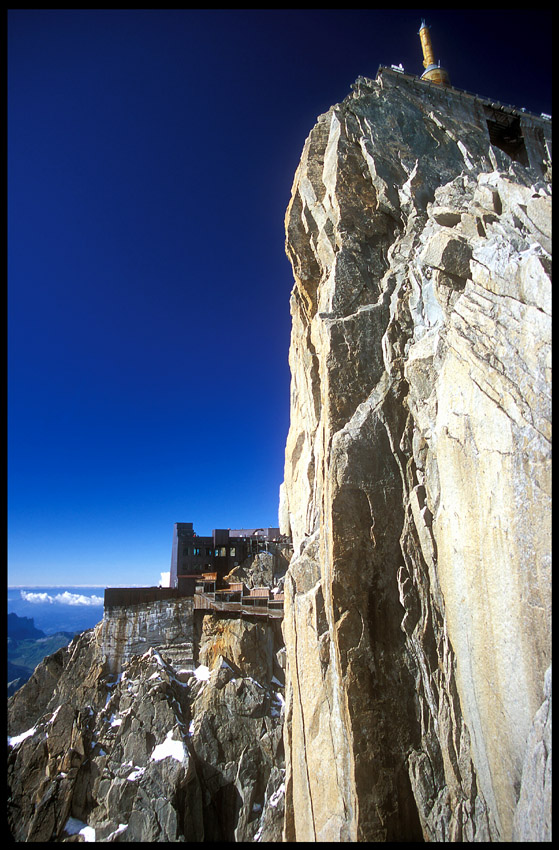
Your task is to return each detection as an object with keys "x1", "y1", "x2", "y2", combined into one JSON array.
[{"x1": 8, "y1": 9, "x2": 551, "y2": 587}]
